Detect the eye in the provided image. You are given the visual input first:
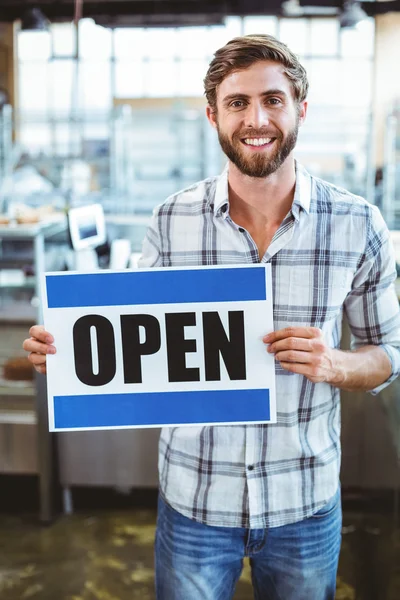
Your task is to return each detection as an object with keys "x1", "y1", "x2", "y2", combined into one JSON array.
[
  {"x1": 230, "y1": 100, "x2": 246, "y2": 108},
  {"x1": 266, "y1": 97, "x2": 282, "y2": 106}
]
